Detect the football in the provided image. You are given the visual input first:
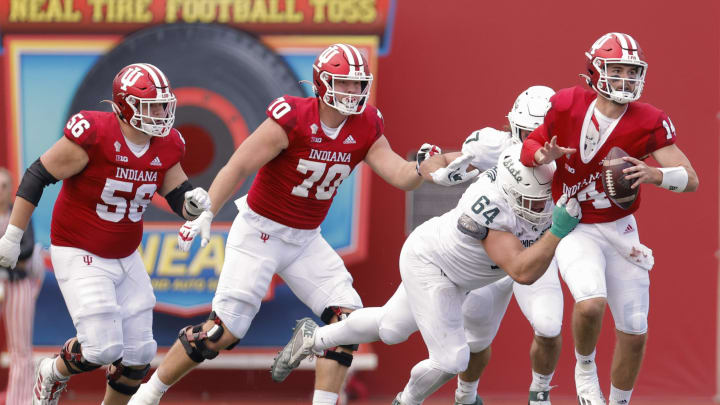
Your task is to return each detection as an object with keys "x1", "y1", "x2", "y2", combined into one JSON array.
[{"x1": 601, "y1": 146, "x2": 638, "y2": 210}]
